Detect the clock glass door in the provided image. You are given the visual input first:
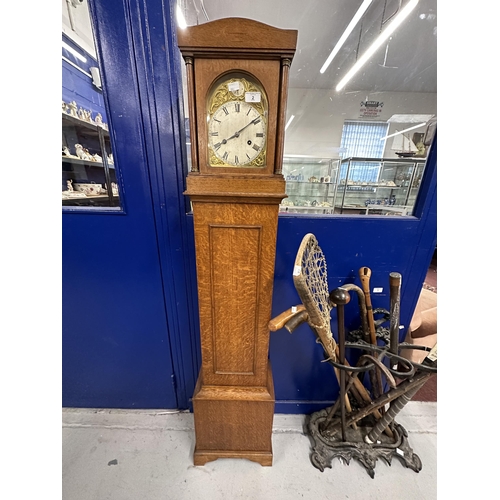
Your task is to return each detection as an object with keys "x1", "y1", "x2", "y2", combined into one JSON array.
[{"x1": 207, "y1": 73, "x2": 268, "y2": 168}]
